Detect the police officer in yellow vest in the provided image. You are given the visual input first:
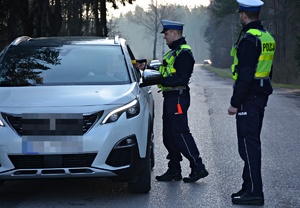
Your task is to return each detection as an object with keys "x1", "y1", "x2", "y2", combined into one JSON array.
[
  {"x1": 227, "y1": 0, "x2": 275, "y2": 205},
  {"x1": 156, "y1": 20, "x2": 208, "y2": 183}
]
